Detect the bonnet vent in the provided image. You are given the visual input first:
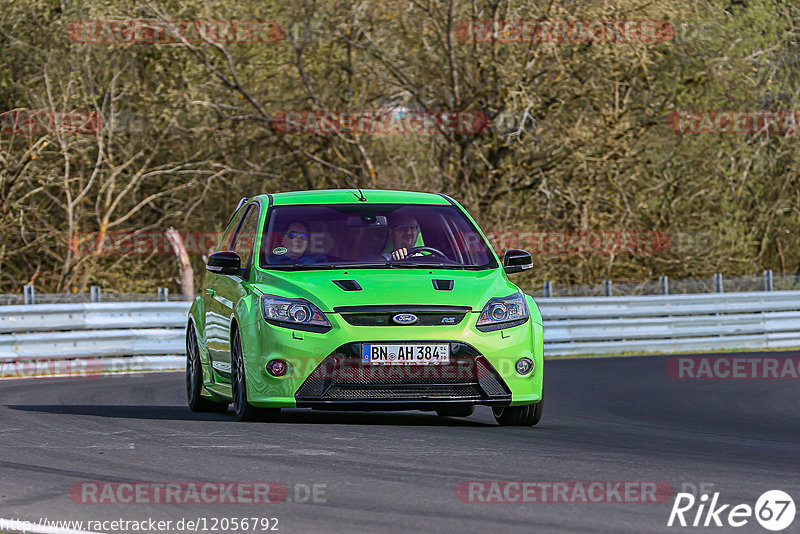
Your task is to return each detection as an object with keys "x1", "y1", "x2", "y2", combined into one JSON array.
[
  {"x1": 432, "y1": 279, "x2": 454, "y2": 291},
  {"x1": 333, "y1": 280, "x2": 362, "y2": 291}
]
